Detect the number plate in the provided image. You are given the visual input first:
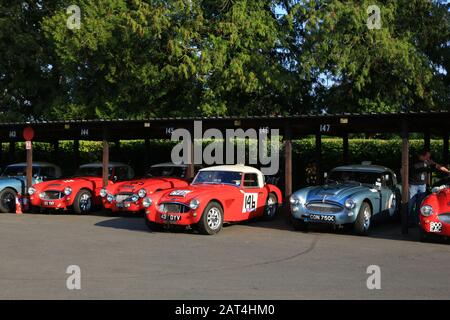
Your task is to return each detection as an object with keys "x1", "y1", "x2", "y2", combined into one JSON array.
[
  {"x1": 44, "y1": 201, "x2": 55, "y2": 206},
  {"x1": 429, "y1": 222, "x2": 442, "y2": 233},
  {"x1": 160, "y1": 214, "x2": 182, "y2": 222},
  {"x1": 308, "y1": 214, "x2": 336, "y2": 223}
]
